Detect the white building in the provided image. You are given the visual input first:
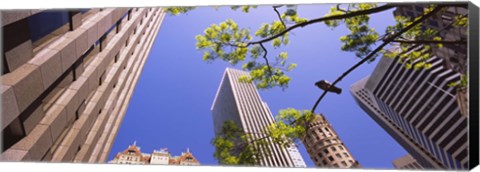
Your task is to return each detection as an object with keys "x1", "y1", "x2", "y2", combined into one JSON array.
[{"x1": 211, "y1": 68, "x2": 307, "y2": 167}]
